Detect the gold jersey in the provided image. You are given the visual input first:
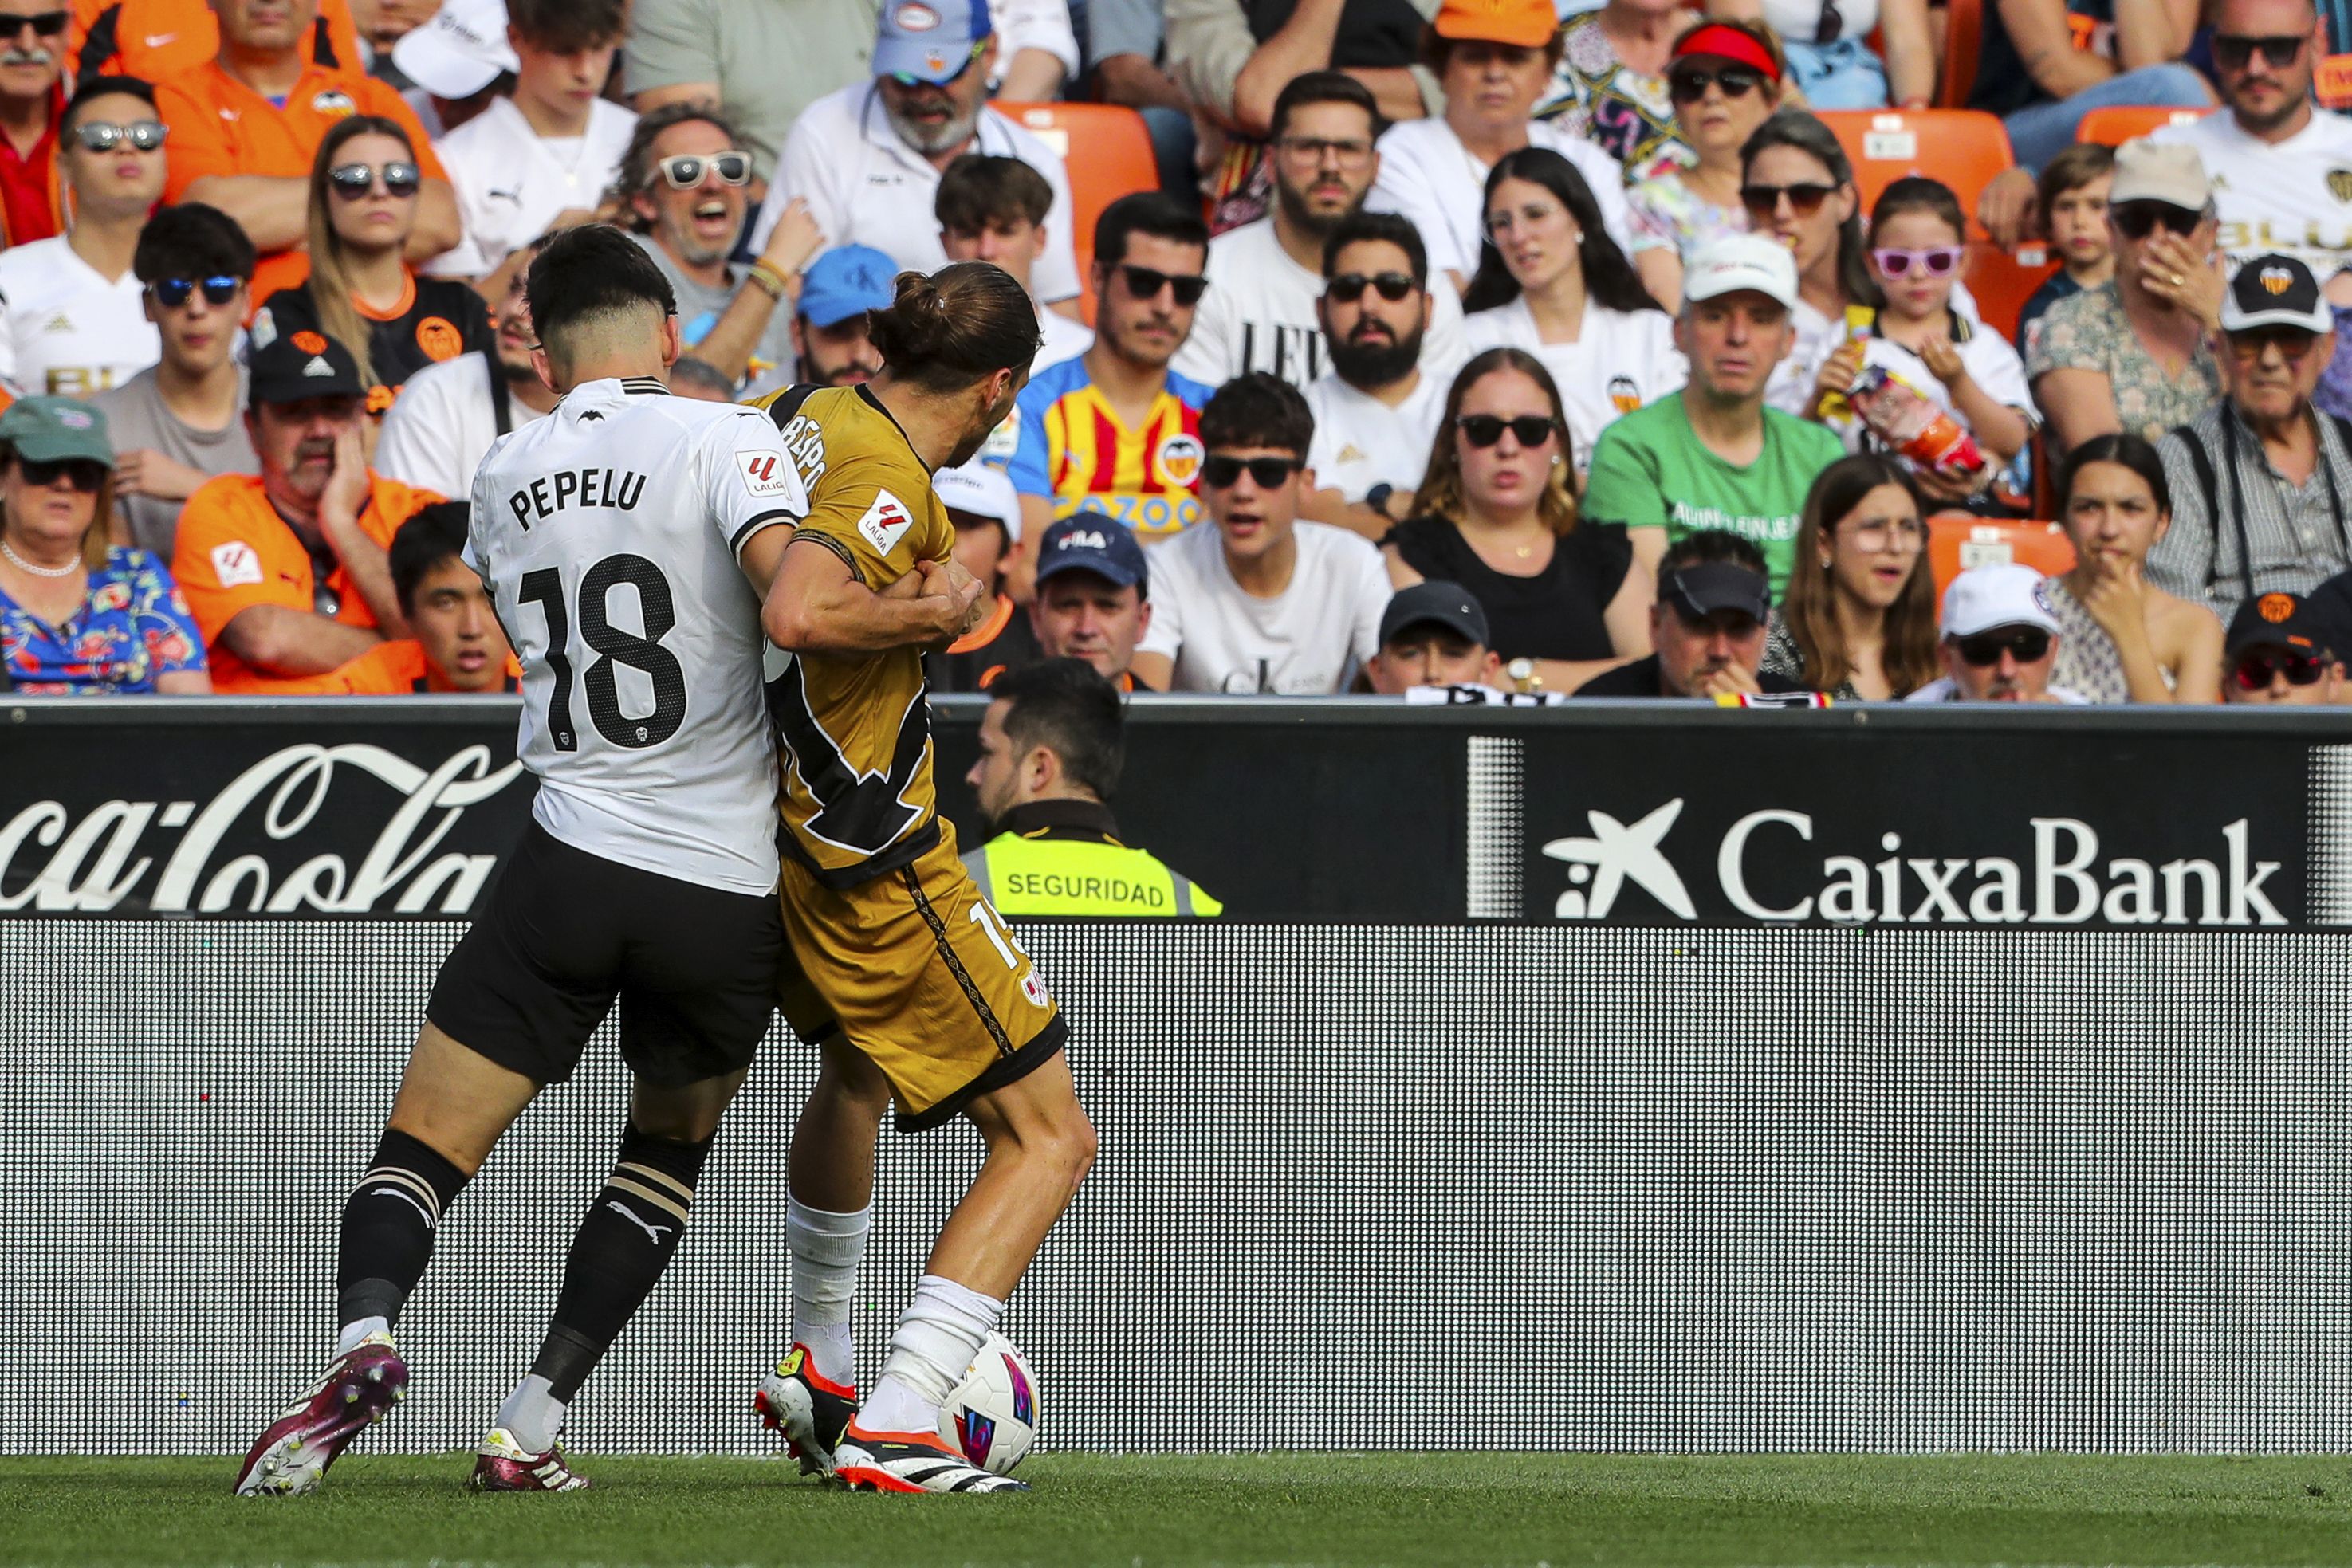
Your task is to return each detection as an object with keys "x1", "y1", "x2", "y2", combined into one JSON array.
[{"x1": 752, "y1": 383, "x2": 956, "y2": 888}]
